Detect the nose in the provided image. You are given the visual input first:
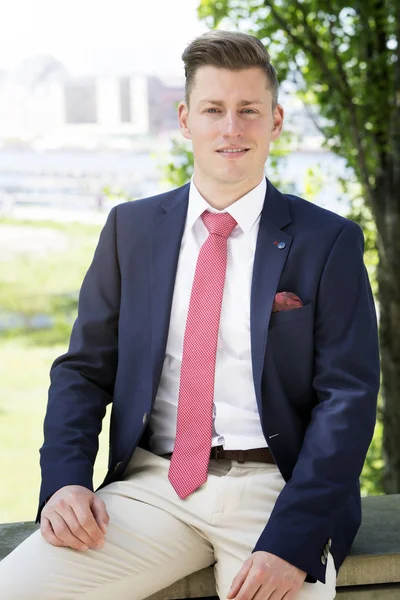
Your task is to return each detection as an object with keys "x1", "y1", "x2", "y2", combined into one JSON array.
[{"x1": 221, "y1": 110, "x2": 243, "y2": 138}]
